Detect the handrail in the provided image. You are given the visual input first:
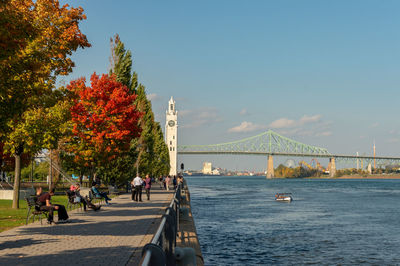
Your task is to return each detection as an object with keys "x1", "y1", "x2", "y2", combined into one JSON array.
[
  {"x1": 43, "y1": 157, "x2": 75, "y2": 185},
  {"x1": 140, "y1": 183, "x2": 182, "y2": 266}
]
